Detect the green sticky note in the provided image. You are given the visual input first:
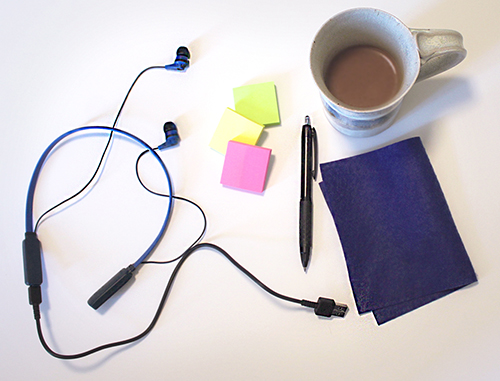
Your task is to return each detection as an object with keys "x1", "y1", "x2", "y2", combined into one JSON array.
[
  {"x1": 209, "y1": 108, "x2": 264, "y2": 154},
  {"x1": 233, "y1": 81, "x2": 280, "y2": 126}
]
